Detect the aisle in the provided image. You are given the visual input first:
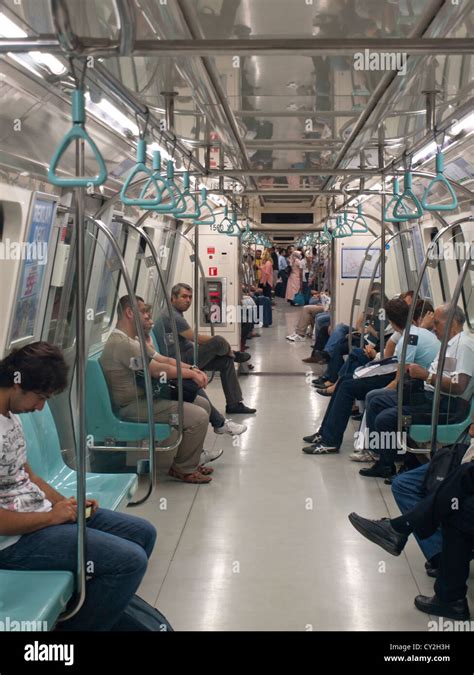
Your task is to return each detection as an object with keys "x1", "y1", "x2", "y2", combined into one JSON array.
[{"x1": 132, "y1": 299, "x2": 444, "y2": 631}]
